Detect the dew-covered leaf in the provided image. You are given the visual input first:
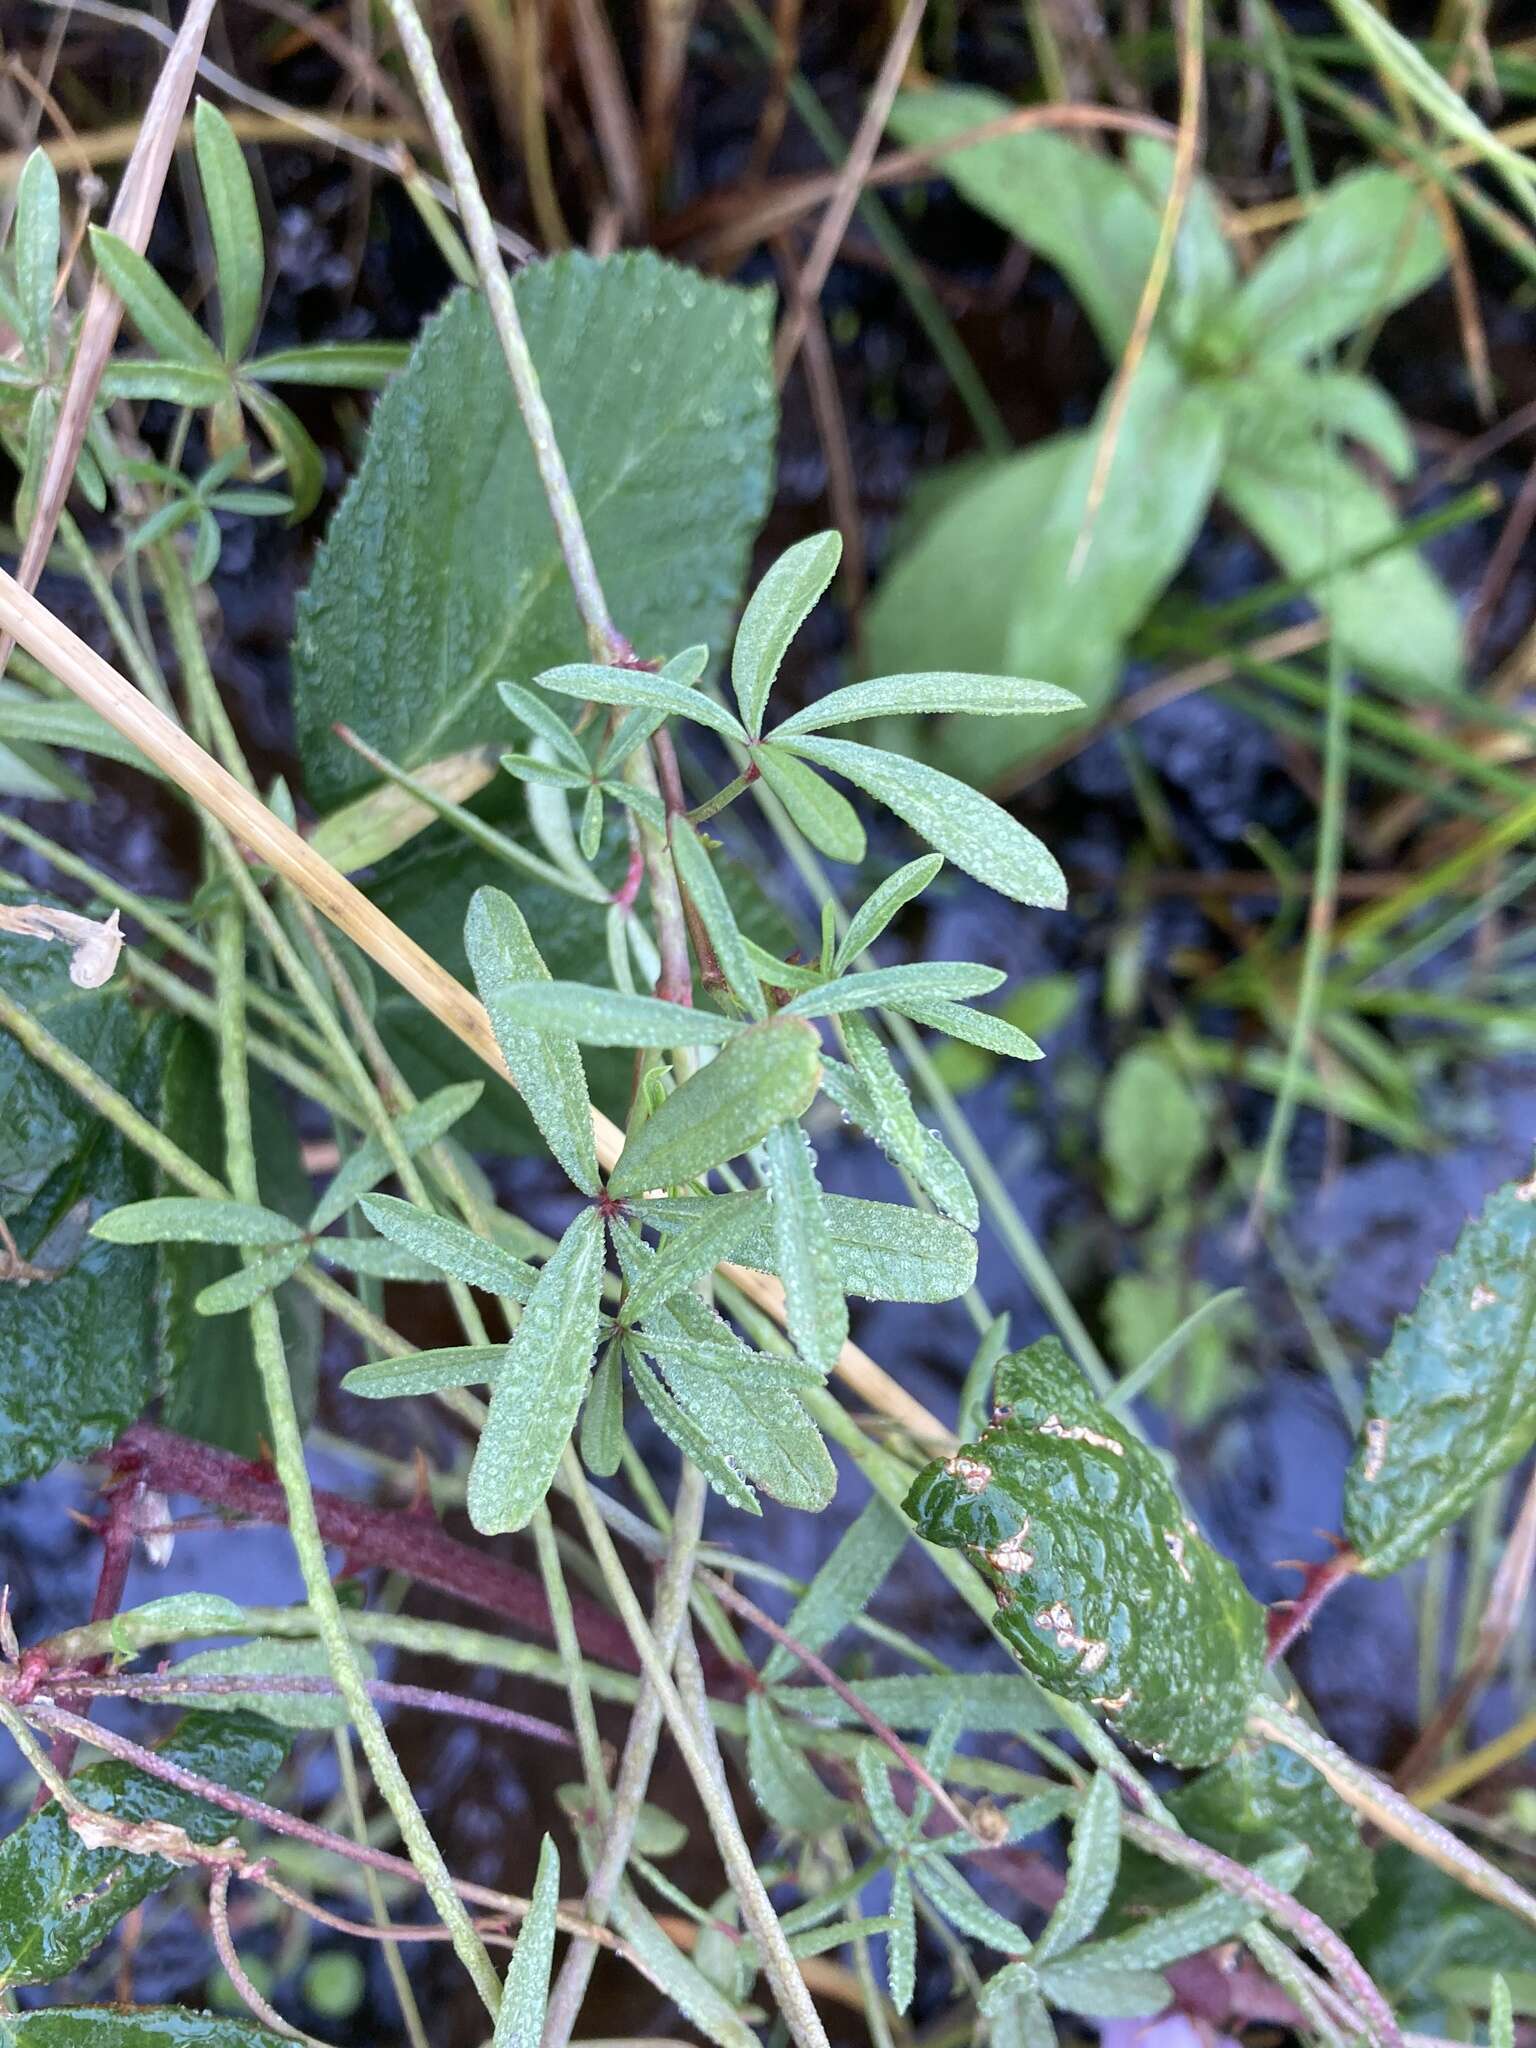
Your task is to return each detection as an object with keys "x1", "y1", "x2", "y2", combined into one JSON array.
[
  {"x1": 670, "y1": 821, "x2": 767, "y2": 1017},
  {"x1": 1037, "y1": 1770, "x2": 1120, "y2": 1961},
  {"x1": 294, "y1": 259, "x2": 774, "y2": 805},
  {"x1": 773, "y1": 670, "x2": 1079, "y2": 737},
  {"x1": 360, "y1": 1192, "x2": 539, "y2": 1300},
  {"x1": 606, "y1": 1017, "x2": 821, "y2": 1198},
  {"x1": 887, "y1": 1866, "x2": 917, "y2": 2014},
  {"x1": 89, "y1": 230, "x2": 223, "y2": 371},
  {"x1": 904, "y1": 1339, "x2": 1266, "y2": 1765},
  {"x1": 192, "y1": 1245, "x2": 306, "y2": 1316},
  {"x1": 836, "y1": 854, "x2": 943, "y2": 970},
  {"x1": 173, "y1": 1637, "x2": 374, "y2": 1730},
  {"x1": 761, "y1": 1118, "x2": 847, "y2": 1374},
  {"x1": 1089, "y1": 1844, "x2": 1308, "y2": 1969},
  {"x1": 342, "y1": 1343, "x2": 507, "y2": 1399},
  {"x1": 833, "y1": 1018, "x2": 979, "y2": 1228},
  {"x1": 1344, "y1": 1171, "x2": 1536, "y2": 1578},
  {"x1": 14, "y1": 148, "x2": 60, "y2": 367},
  {"x1": 625, "y1": 1346, "x2": 761, "y2": 1514},
  {"x1": 494, "y1": 1834, "x2": 560, "y2": 2048},
  {"x1": 580, "y1": 1336, "x2": 625, "y2": 1476},
  {"x1": 732, "y1": 530, "x2": 842, "y2": 736},
  {"x1": 910, "y1": 1851, "x2": 1025, "y2": 1953},
  {"x1": 536, "y1": 661, "x2": 746, "y2": 742},
  {"x1": 307, "y1": 1079, "x2": 484, "y2": 1231},
  {"x1": 465, "y1": 886, "x2": 599, "y2": 1194},
  {"x1": 762, "y1": 1495, "x2": 909, "y2": 1682},
  {"x1": 3, "y1": 2013, "x2": 293, "y2": 2045},
  {"x1": 753, "y1": 741, "x2": 868, "y2": 865},
  {"x1": 620, "y1": 1197, "x2": 766, "y2": 1323},
  {"x1": 746, "y1": 1693, "x2": 848, "y2": 1835},
  {"x1": 781, "y1": 734, "x2": 1067, "y2": 909},
  {"x1": 783, "y1": 960, "x2": 1002, "y2": 1019},
  {"x1": 489, "y1": 979, "x2": 741, "y2": 1048},
  {"x1": 896, "y1": 995, "x2": 1043, "y2": 1063},
  {"x1": 1034, "y1": 1954, "x2": 1170, "y2": 2018},
  {"x1": 468, "y1": 1205, "x2": 605, "y2": 1532},
  {"x1": 92, "y1": 1196, "x2": 302, "y2": 1248}
]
